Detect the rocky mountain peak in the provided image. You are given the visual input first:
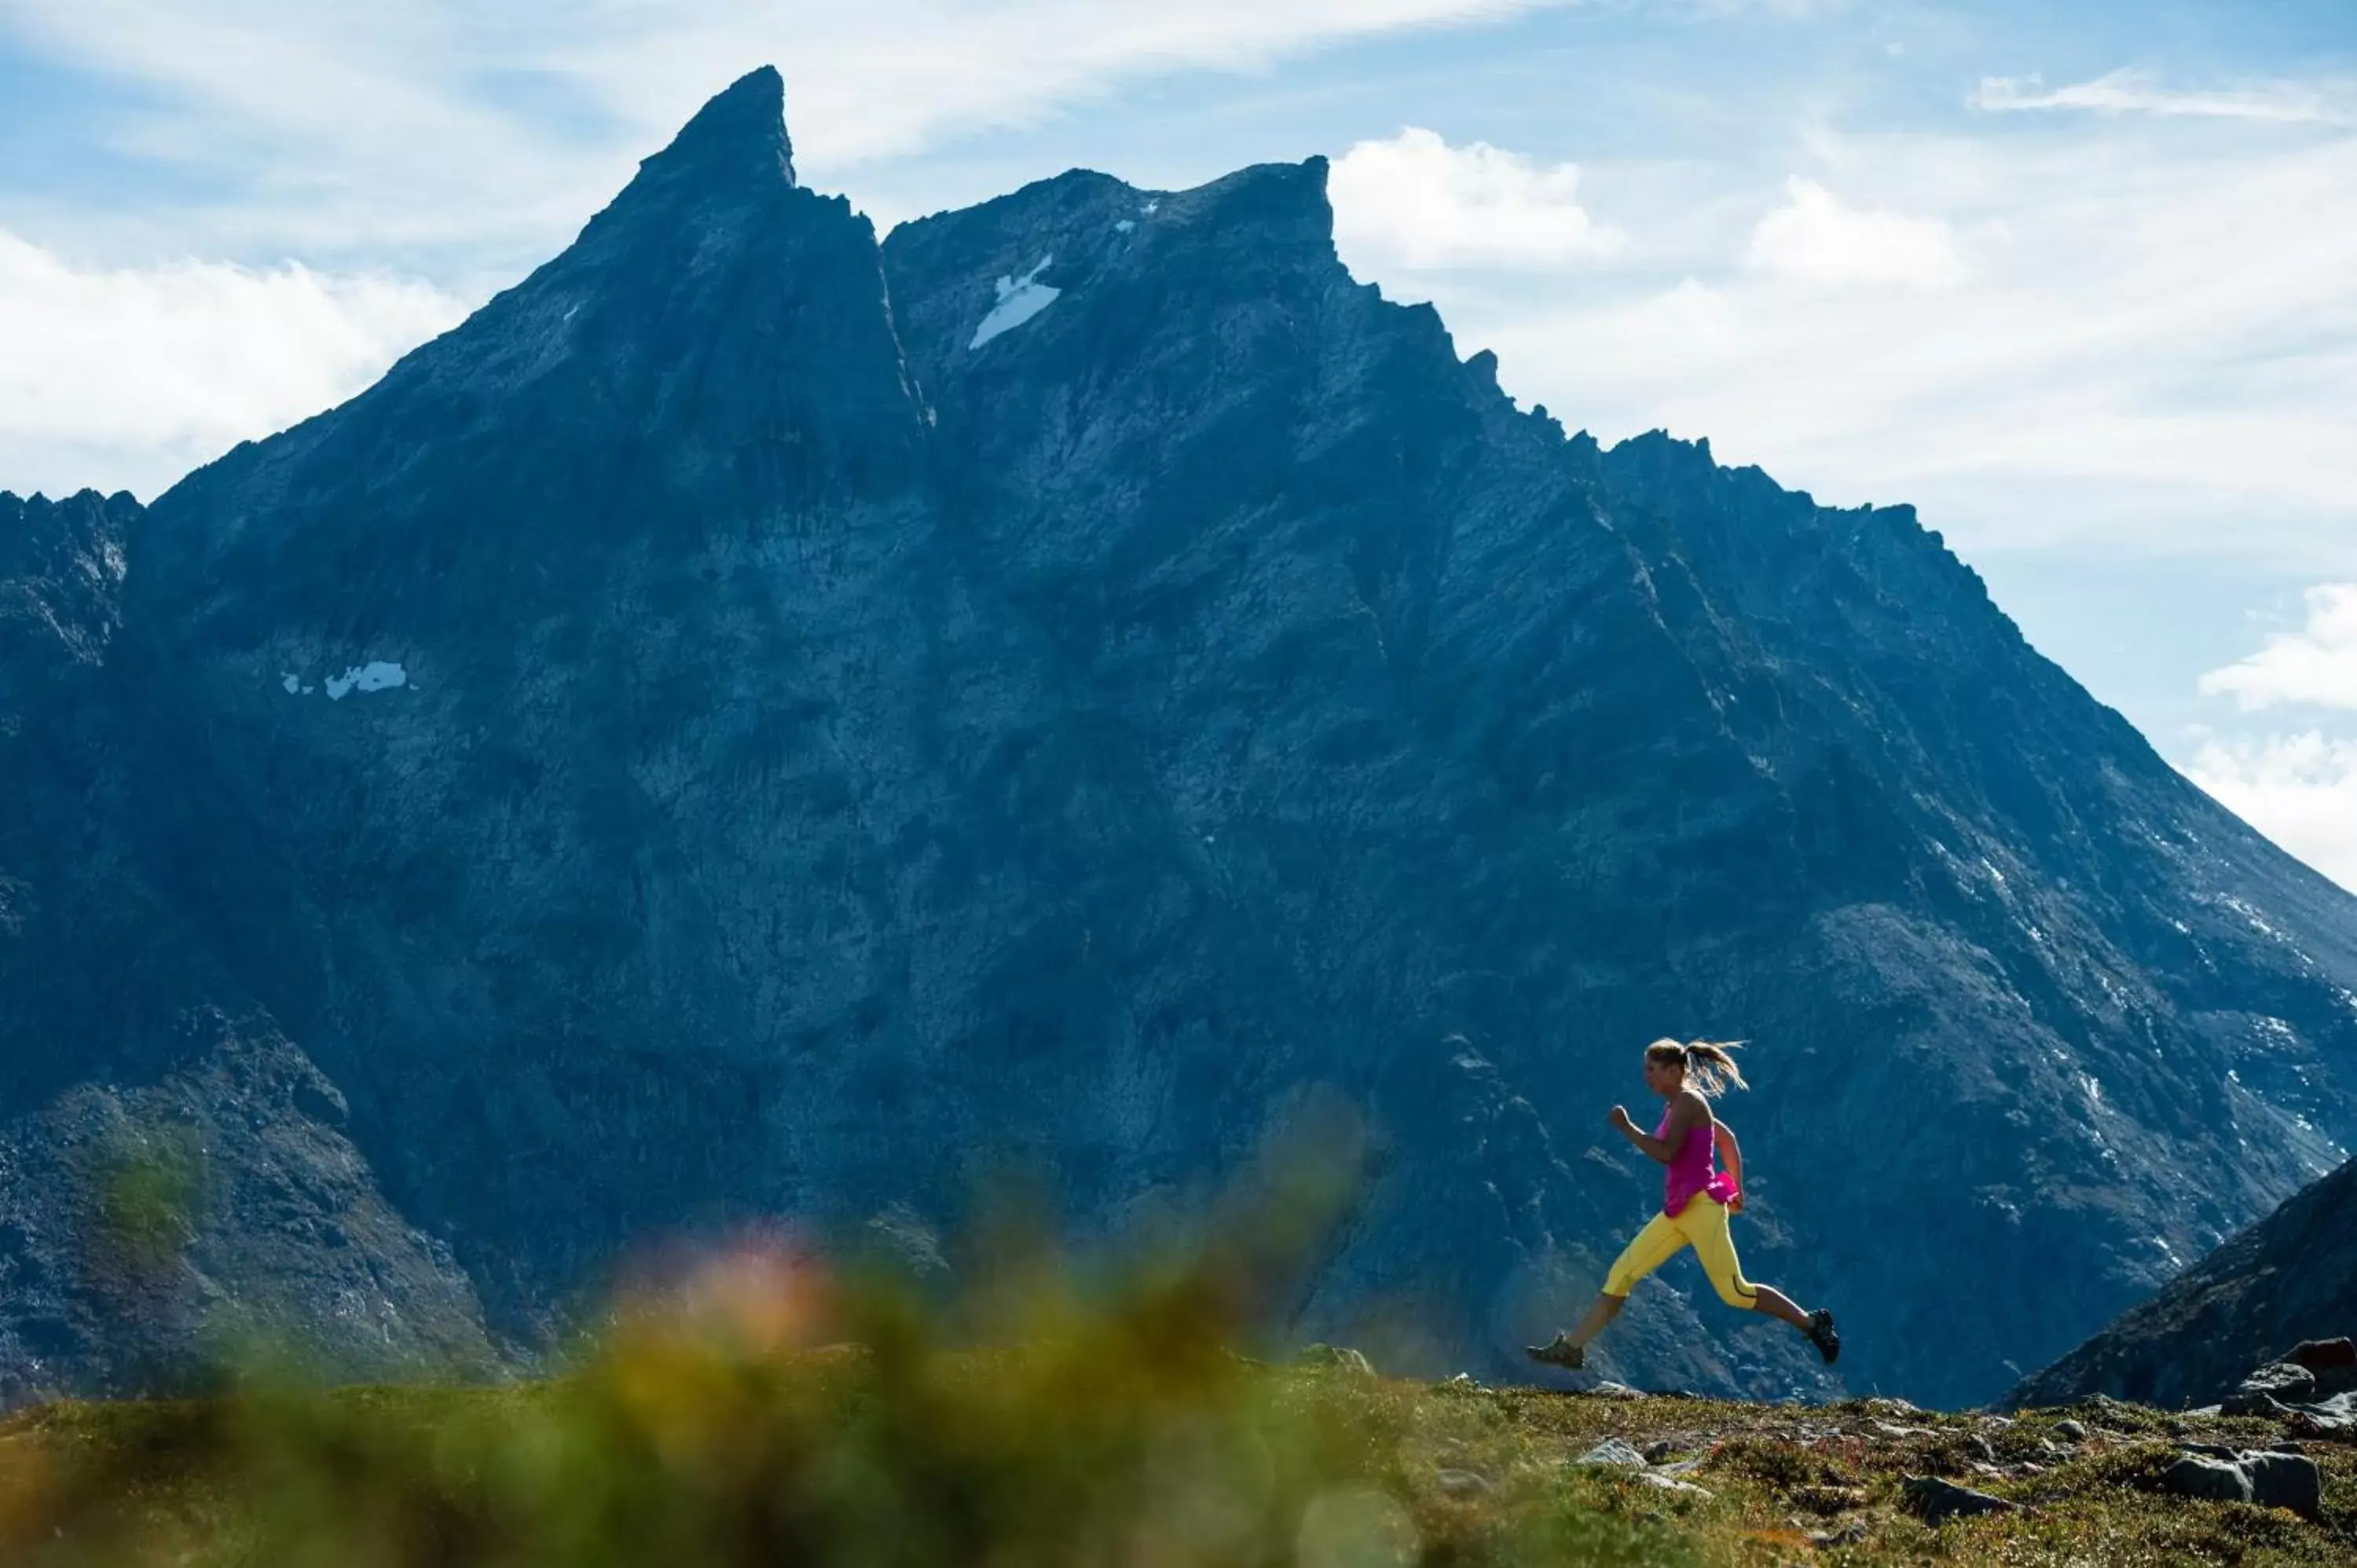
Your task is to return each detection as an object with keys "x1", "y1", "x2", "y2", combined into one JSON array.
[
  {"x1": 1181, "y1": 155, "x2": 1335, "y2": 245},
  {"x1": 525, "y1": 64, "x2": 807, "y2": 286},
  {"x1": 137, "y1": 65, "x2": 915, "y2": 632},
  {"x1": 1, "y1": 489, "x2": 134, "y2": 719},
  {"x1": 632, "y1": 64, "x2": 796, "y2": 194}
]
